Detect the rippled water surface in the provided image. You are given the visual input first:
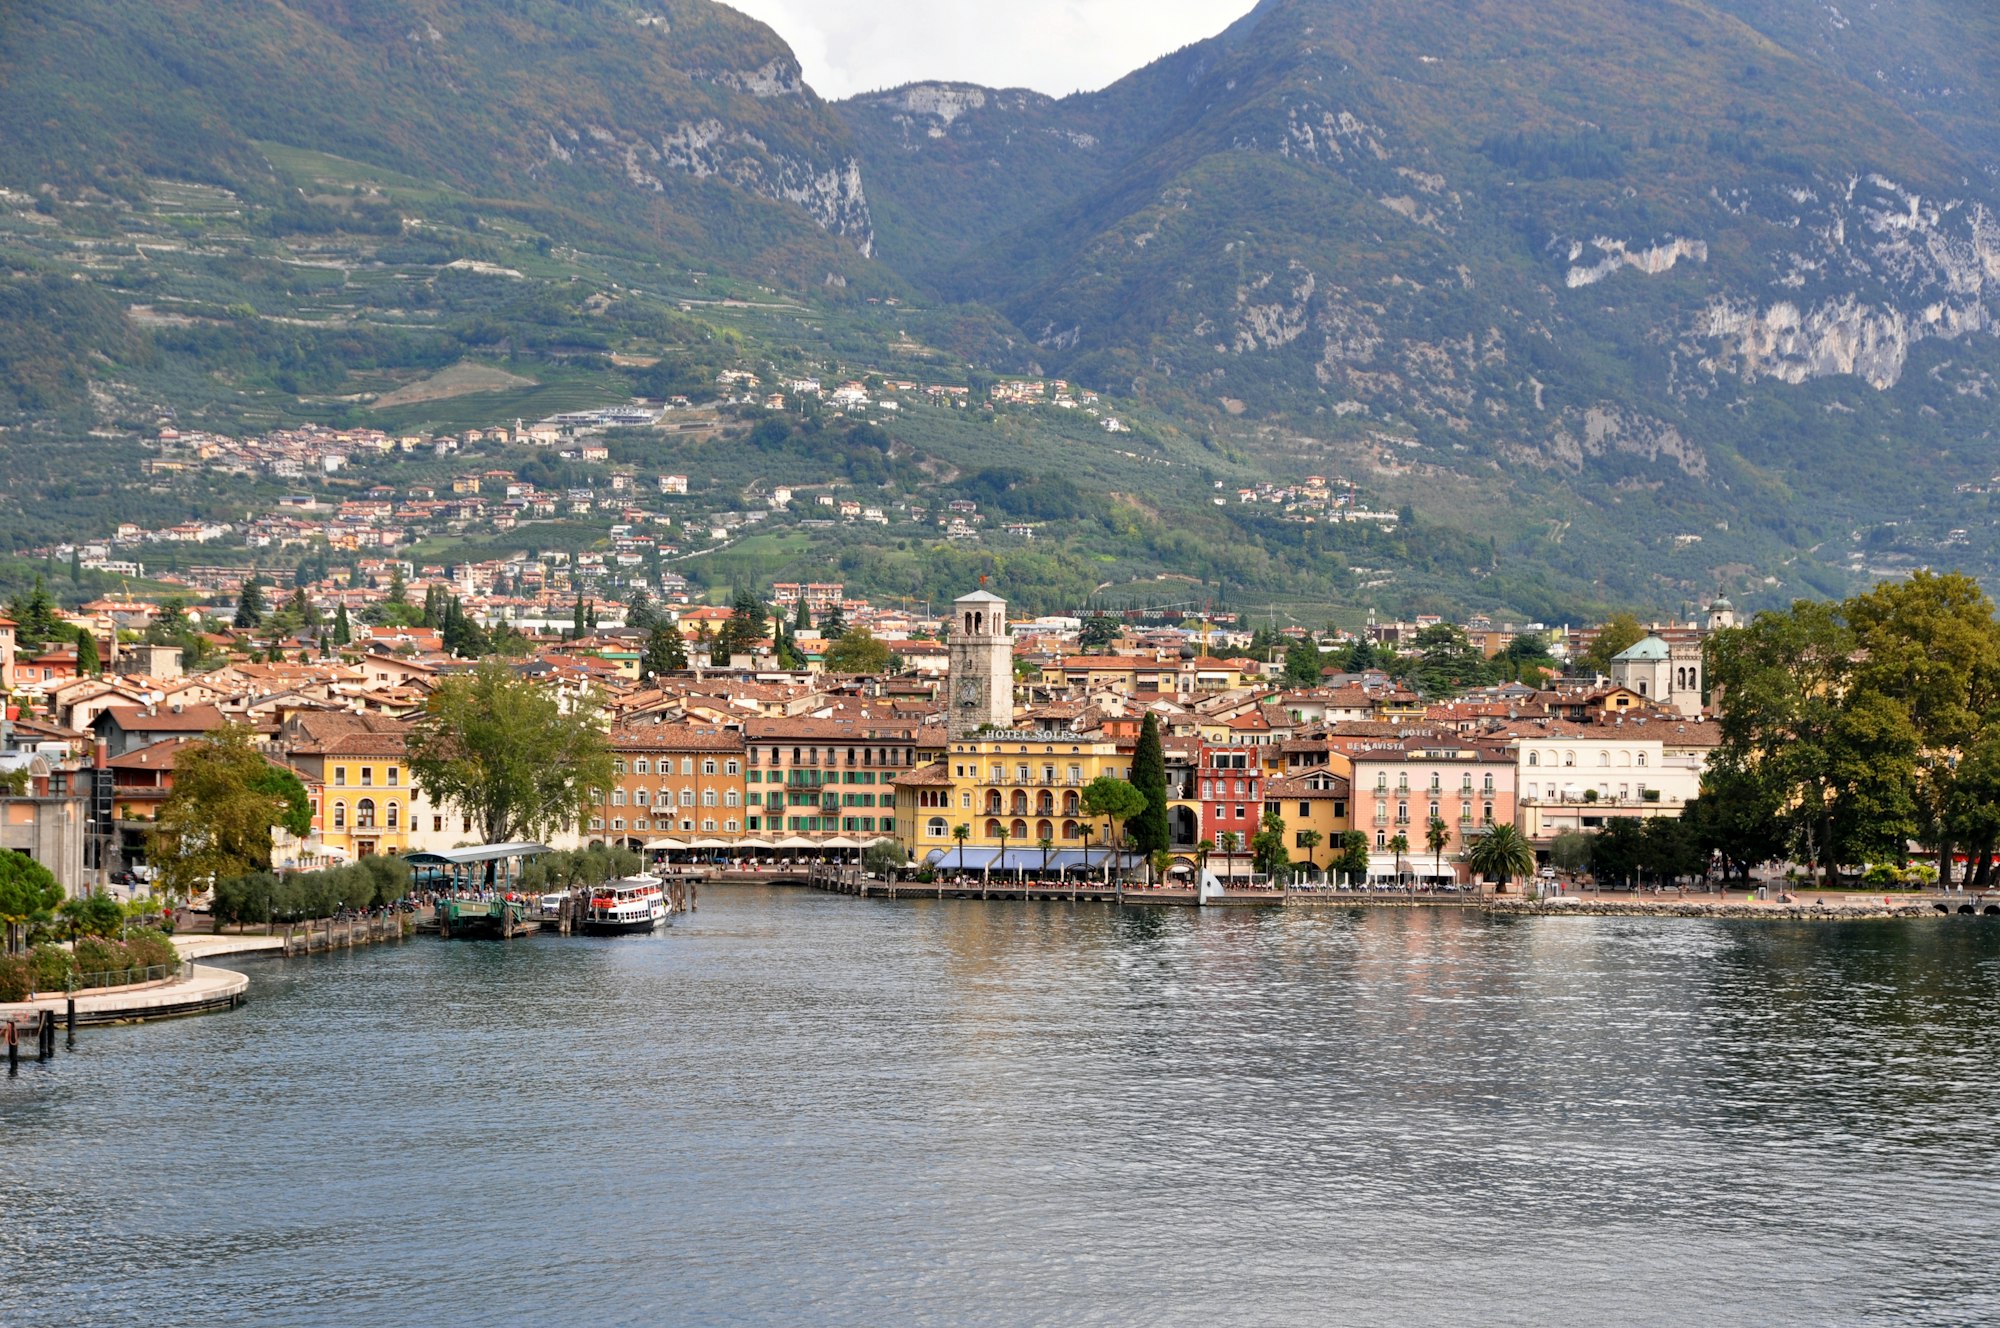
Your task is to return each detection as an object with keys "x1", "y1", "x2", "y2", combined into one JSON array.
[{"x1": 5, "y1": 887, "x2": 2000, "y2": 1326}]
